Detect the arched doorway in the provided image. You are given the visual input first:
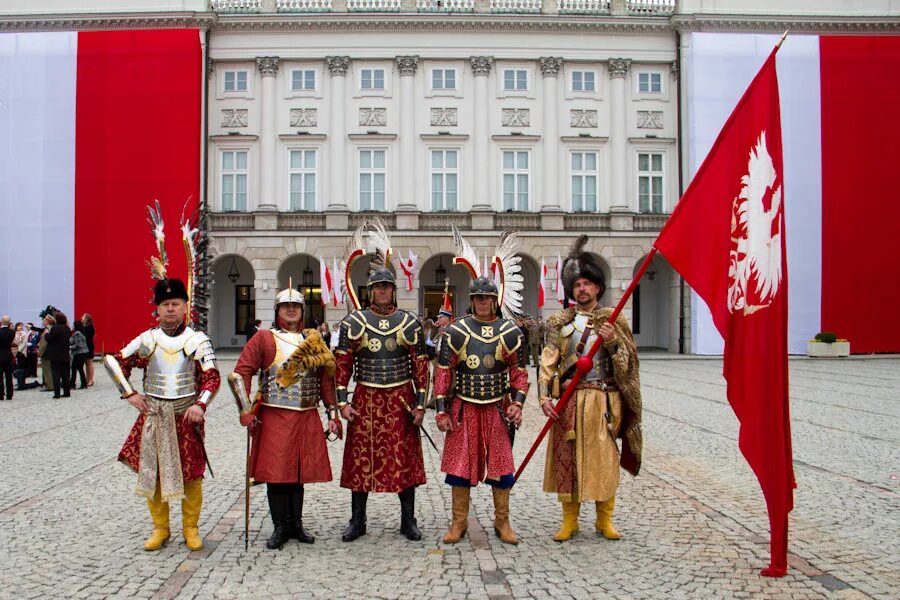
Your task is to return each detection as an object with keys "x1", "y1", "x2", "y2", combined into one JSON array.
[
  {"x1": 632, "y1": 253, "x2": 675, "y2": 351},
  {"x1": 278, "y1": 254, "x2": 327, "y2": 328},
  {"x1": 210, "y1": 254, "x2": 255, "y2": 349},
  {"x1": 419, "y1": 253, "x2": 471, "y2": 319}
]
